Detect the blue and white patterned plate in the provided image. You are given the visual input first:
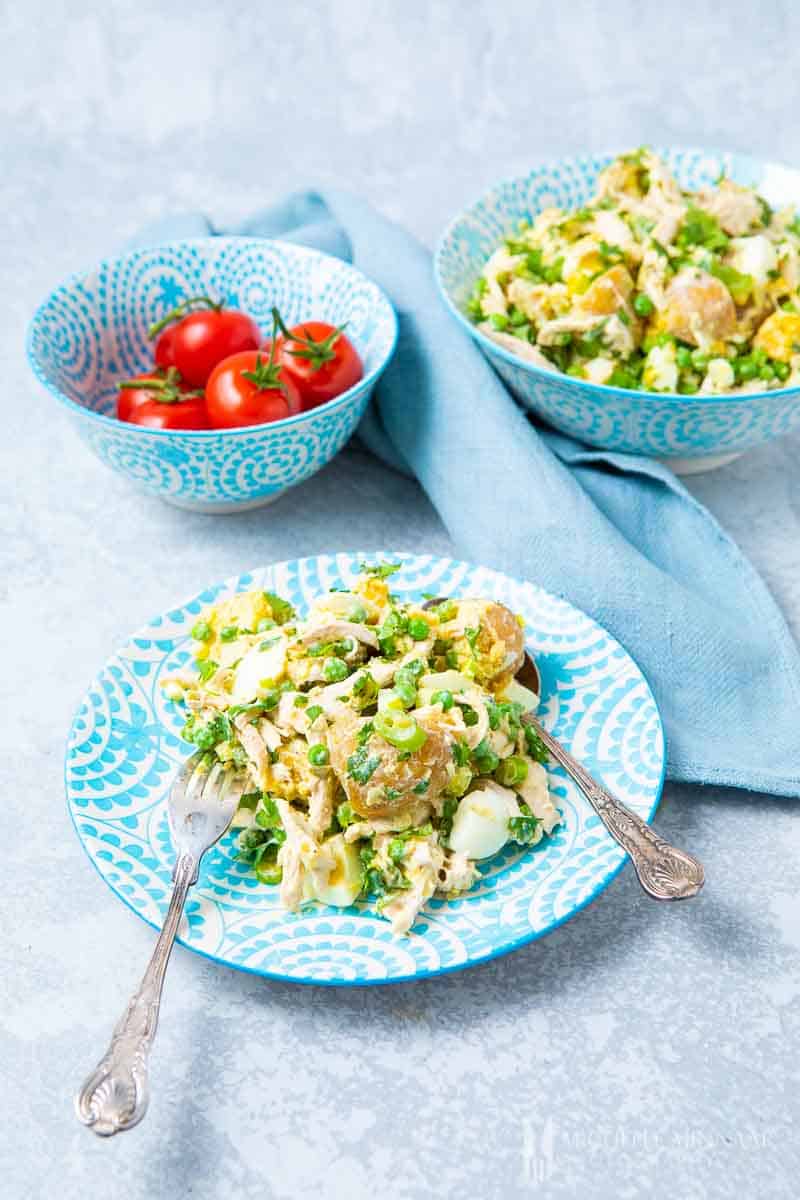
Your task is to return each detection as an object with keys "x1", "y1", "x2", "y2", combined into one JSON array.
[
  {"x1": 435, "y1": 147, "x2": 800, "y2": 470},
  {"x1": 66, "y1": 552, "x2": 665, "y2": 985}
]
